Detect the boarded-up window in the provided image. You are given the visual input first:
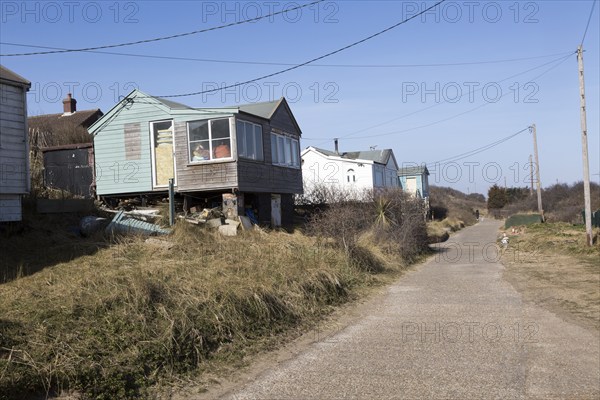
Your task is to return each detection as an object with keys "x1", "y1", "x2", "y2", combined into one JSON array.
[{"x1": 124, "y1": 122, "x2": 141, "y2": 160}]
